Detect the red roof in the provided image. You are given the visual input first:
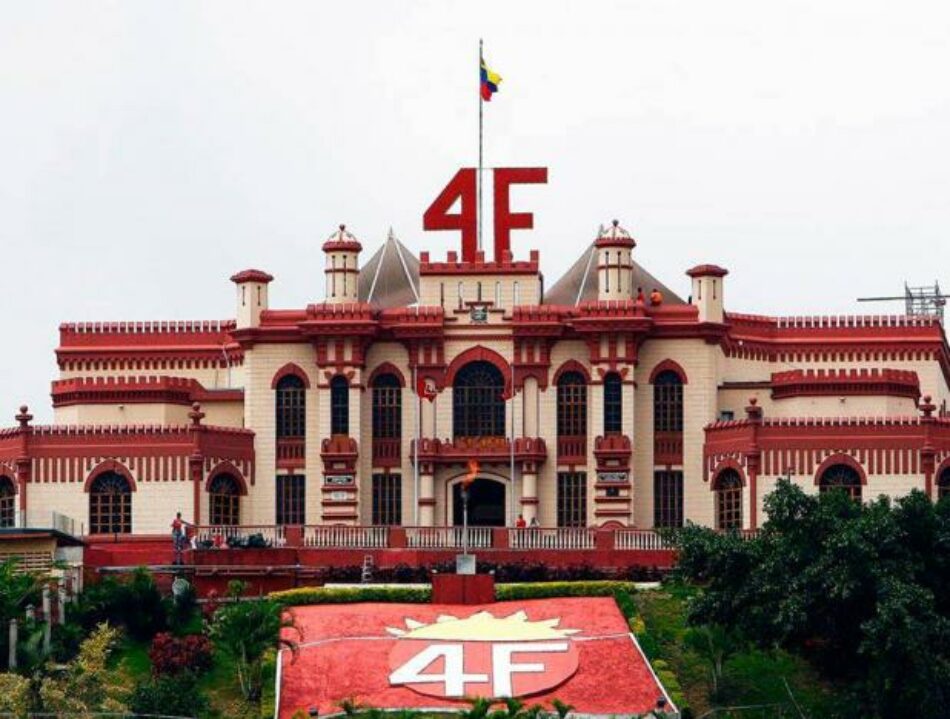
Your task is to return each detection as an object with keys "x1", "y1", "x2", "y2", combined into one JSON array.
[
  {"x1": 686, "y1": 264, "x2": 729, "y2": 278},
  {"x1": 230, "y1": 269, "x2": 274, "y2": 284}
]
